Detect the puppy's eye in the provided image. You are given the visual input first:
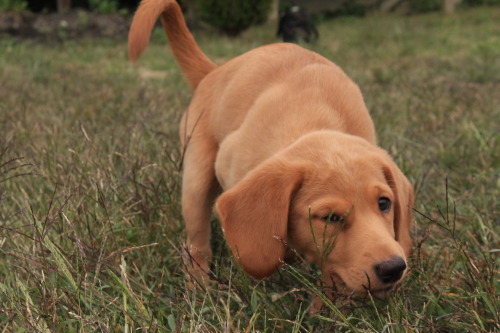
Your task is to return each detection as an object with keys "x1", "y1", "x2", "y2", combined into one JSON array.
[
  {"x1": 320, "y1": 213, "x2": 342, "y2": 223},
  {"x1": 378, "y1": 197, "x2": 391, "y2": 213}
]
